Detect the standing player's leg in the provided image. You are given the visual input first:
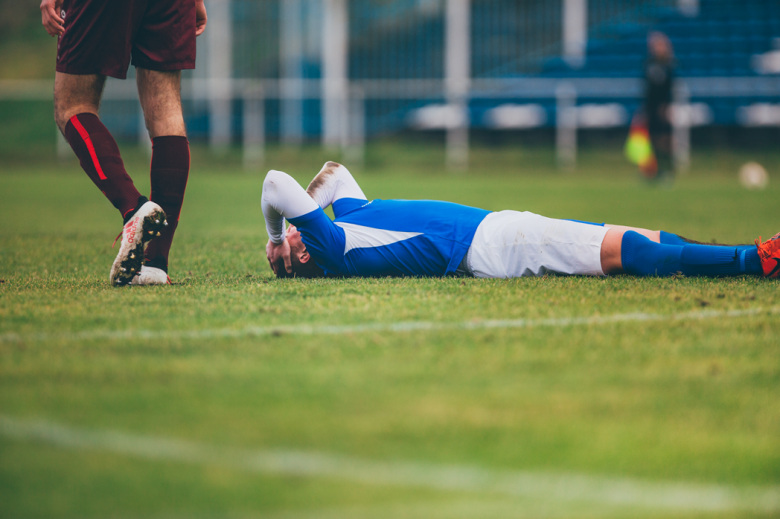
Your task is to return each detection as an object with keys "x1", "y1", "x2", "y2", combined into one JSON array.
[
  {"x1": 55, "y1": 72, "x2": 168, "y2": 286},
  {"x1": 125, "y1": 0, "x2": 199, "y2": 285},
  {"x1": 134, "y1": 68, "x2": 189, "y2": 283},
  {"x1": 55, "y1": 72, "x2": 144, "y2": 219}
]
